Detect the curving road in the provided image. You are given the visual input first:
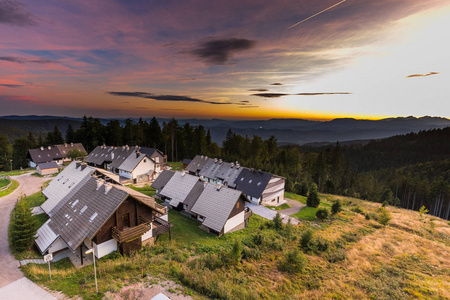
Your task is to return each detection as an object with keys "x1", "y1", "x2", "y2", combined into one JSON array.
[{"x1": 0, "y1": 173, "x2": 48, "y2": 288}]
